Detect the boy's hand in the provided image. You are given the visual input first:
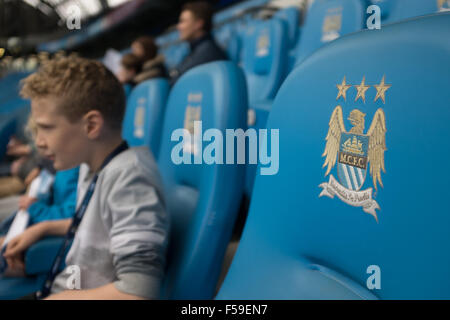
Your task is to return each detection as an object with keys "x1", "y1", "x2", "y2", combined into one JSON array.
[
  {"x1": 2, "y1": 219, "x2": 70, "y2": 275},
  {"x1": 3, "y1": 223, "x2": 47, "y2": 260},
  {"x1": 19, "y1": 195, "x2": 37, "y2": 210},
  {"x1": 1, "y1": 235, "x2": 26, "y2": 278}
]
